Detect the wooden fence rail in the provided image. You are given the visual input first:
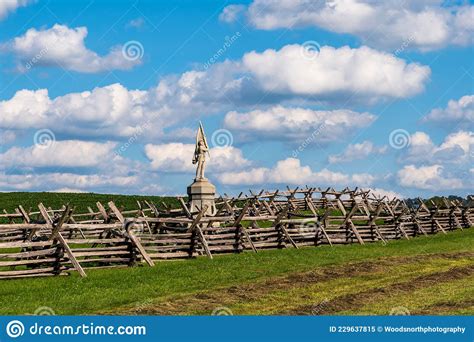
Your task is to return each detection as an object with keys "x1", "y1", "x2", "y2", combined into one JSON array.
[{"x1": 0, "y1": 188, "x2": 472, "y2": 279}]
